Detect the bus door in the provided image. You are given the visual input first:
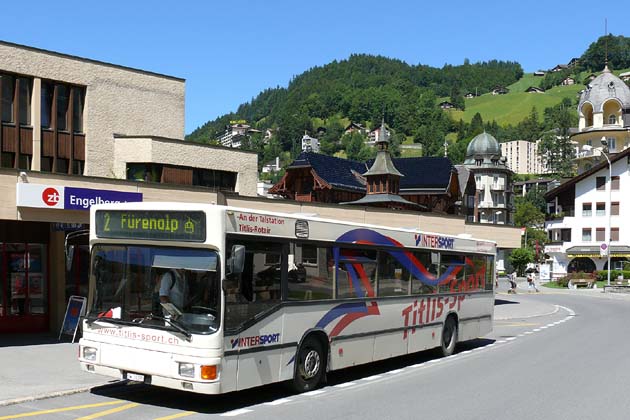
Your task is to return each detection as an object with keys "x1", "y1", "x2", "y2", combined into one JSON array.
[{"x1": 225, "y1": 239, "x2": 286, "y2": 390}]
